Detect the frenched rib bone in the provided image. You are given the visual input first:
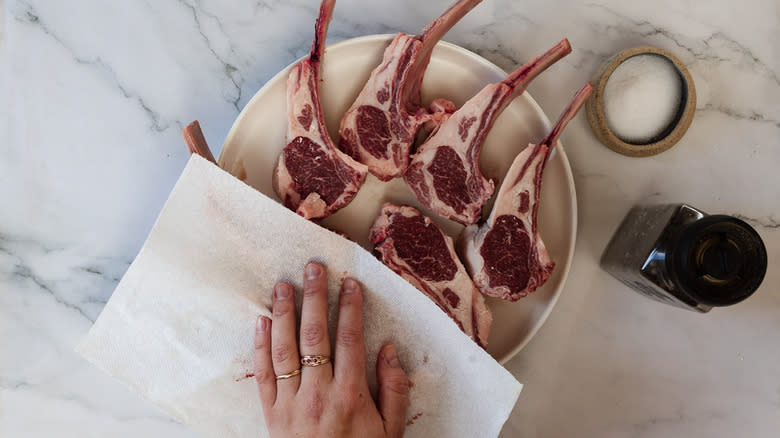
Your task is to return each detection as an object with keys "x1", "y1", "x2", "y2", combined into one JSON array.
[
  {"x1": 338, "y1": 0, "x2": 483, "y2": 181},
  {"x1": 405, "y1": 39, "x2": 572, "y2": 225},
  {"x1": 273, "y1": 0, "x2": 368, "y2": 220},
  {"x1": 370, "y1": 203, "x2": 492, "y2": 348},
  {"x1": 459, "y1": 83, "x2": 592, "y2": 301},
  {"x1": 182, "y1": 120, "x2": 217, "y2": 164}
]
